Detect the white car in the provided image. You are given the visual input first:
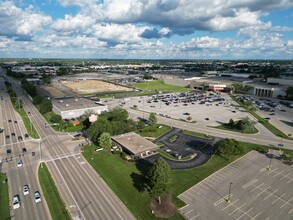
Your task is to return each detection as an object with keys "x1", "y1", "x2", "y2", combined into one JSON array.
[
  {"x1": 23, "y1": 185, "x2": 29, "y2": 196},
  {"x1": 34, "y1": 191, "x2": 41, "y2": 203},
  {"x1": 12, "y1": 195, "x2": 20, "y2": 209},
  {"x1": 17, "y1": 160, "x2": 23, "y2": 167}
]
